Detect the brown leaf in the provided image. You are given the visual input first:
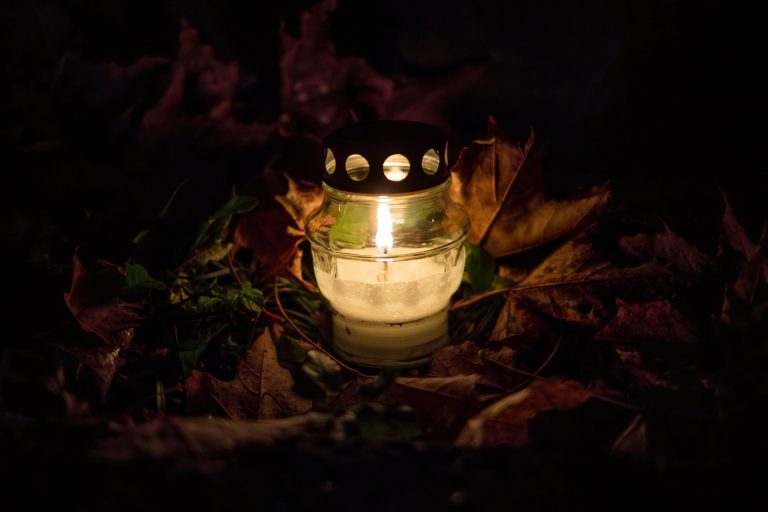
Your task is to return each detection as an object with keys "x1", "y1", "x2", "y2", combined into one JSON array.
[
  {"x1": 279, "y1": 0, "x2": 393, "y2": 136},
  {"x1": 595, "y1": 299, "x2": 698, "y2": 344},
  {"x1": 510, "y1": 233, "x2": 684, "y2": 324},
  {"x1": 200, "y1": 330, "x2": 311, "y2": 420},
  {"x1": 718, "y1": 194, "x2": 757, "y2": 260},
  {"x1": 142, "y1": 19, "x2": 272, "y2": 148},
  {"x1": 64, "y1": 249, "x2": 146, "y2": 345},
  {"x1": 723, "y1": 223, "x2": 768, "y2": 322},
  {"x1": 429, "y1": 341, "x2": 522, "y2": 392},
  {"x1": 233, "y1": 209, "x2": 299, "y2": 273},
  {"x1": 390, "y1": 374, "x2": 483, "y2": 435},
  {"x1": 490, "y1": 295, "x2": 553, "y2": 341},
  {"x1": 619, "y1": 225, "x2": 710, "y2": 274},
  {"x1": 53, "y1": 343, "x2": 126, "y2": 399},
  {"x1": 273, "y1": 174, "x2": 324, "y2": 231},
  {"x1": 455, "y1": 377, "x2": 591, "y2": 448},
  {"x1": 611, "y1": 414, "x2": 647, "y2": 454},
  {"x1": 613, "y1": 345, "x2": 677, "y2": 390},
  {"x1": 96, "y1": 415, "x2": 328, "y2": 464},
  {"x1": 449, "y1": 119, "x2": 609, "y2": 257}
]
